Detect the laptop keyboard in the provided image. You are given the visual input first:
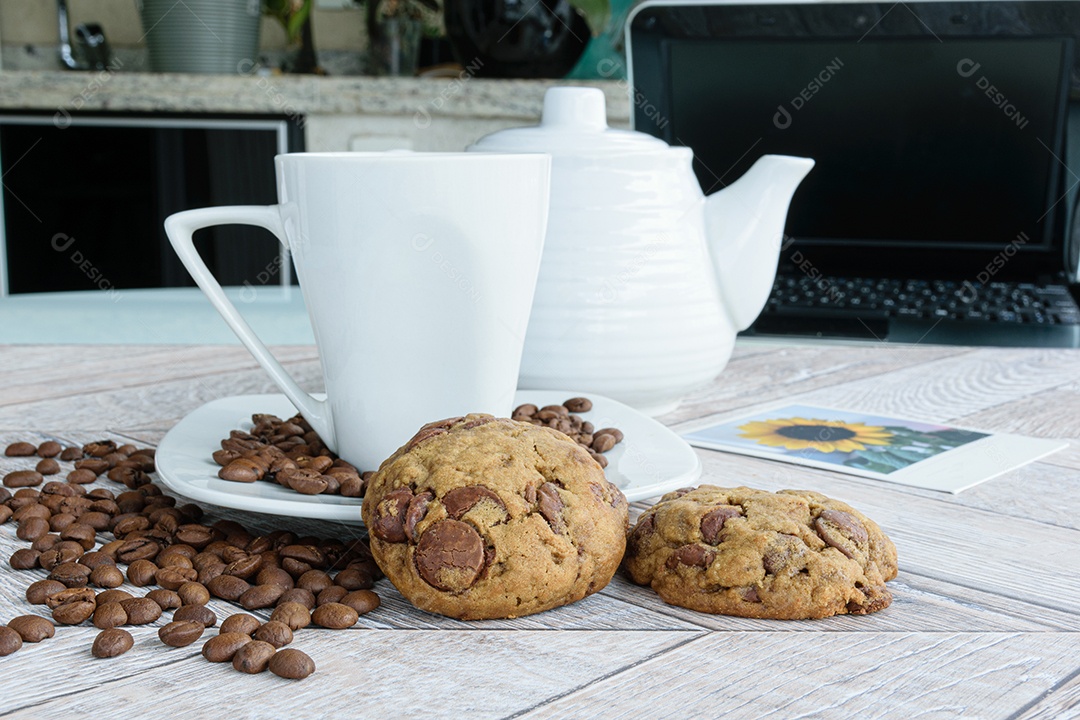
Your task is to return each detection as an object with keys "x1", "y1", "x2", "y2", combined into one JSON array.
[{"x1": 764, "y1": 276, "x2": 1080, "y2": 325}]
